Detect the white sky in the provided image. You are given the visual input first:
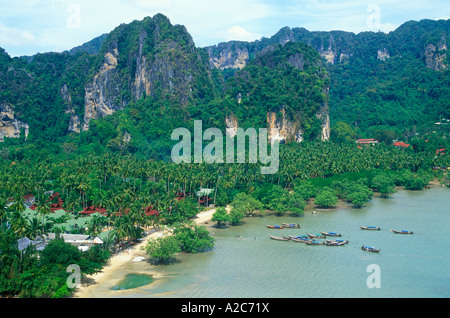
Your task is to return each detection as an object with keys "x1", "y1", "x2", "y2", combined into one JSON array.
[{"x1": 0, "y1": 0, "x2": 449, "y2": 57}]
